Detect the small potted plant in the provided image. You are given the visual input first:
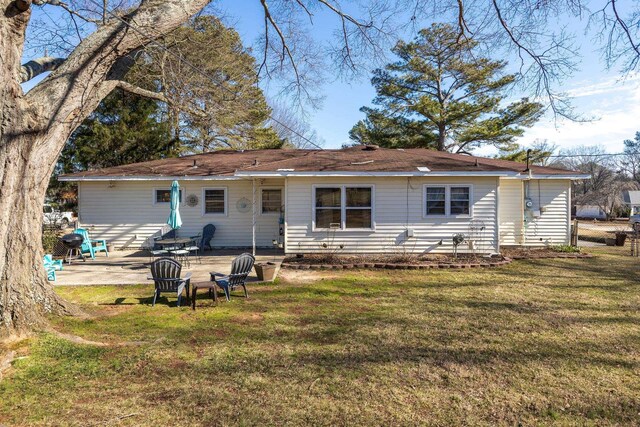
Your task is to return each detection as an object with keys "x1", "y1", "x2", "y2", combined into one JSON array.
[
  {"x1": 254, "y1": 262, "x2": 278, "y2": 281},
  {"x1": 614, "y1": 226, "x2": 629, "y2": 247}
]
